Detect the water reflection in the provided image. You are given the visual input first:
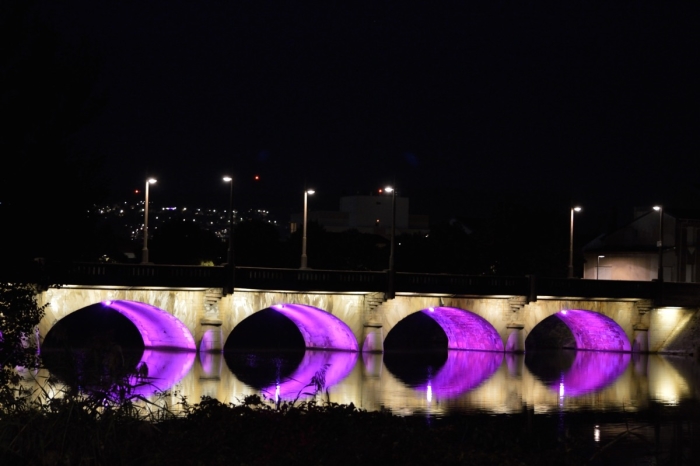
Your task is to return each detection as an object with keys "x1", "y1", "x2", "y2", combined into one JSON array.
[
  {"x1": 261, "y1": 350, "x2": 358, "y2": 400},
  {"x1": 42, "y1": 347, "x2": 197, "y2": 399},
  {"x1": 36, "y1": 349, "x2": 700, "y2": 416},
  {"x1": 384, "y1": 350, "x2": 503, "y2": 398},
  {"x1": 131, "y1": 349, "x2": 196, "y2": 396},
  {"x1": 526, "y1": 350, "x2": 631, "y2": 397}
]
